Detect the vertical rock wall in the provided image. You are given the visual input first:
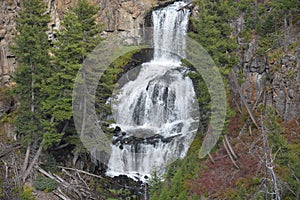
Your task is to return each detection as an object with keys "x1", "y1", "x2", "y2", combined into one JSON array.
[
  {"x1": 0, "y1": 0, "x2": 19, "y2": 87},
  {"x1": 231, "y1": 14, "x2": 300, "y2": 121},
  {"x1": 0, "y1": 0, "x2": 174, "y2": 86}
]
